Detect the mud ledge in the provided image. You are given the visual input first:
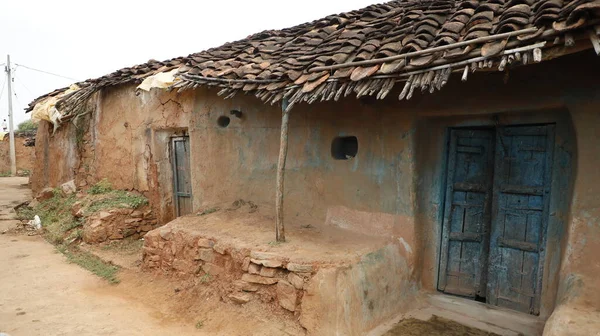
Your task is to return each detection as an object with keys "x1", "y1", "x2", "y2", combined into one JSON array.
[{"x1": 142, "y1": 204, "x2": 418, "y2": 336}]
